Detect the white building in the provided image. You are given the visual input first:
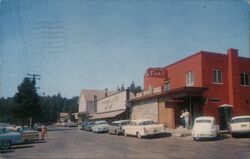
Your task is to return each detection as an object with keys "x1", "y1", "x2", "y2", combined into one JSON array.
[
  {"x1": 78, "y1": 89, "x2": 117, "y2": 122},
  {"x1": 89, "y1": 90, "x2": 135, "y2": 121}
]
